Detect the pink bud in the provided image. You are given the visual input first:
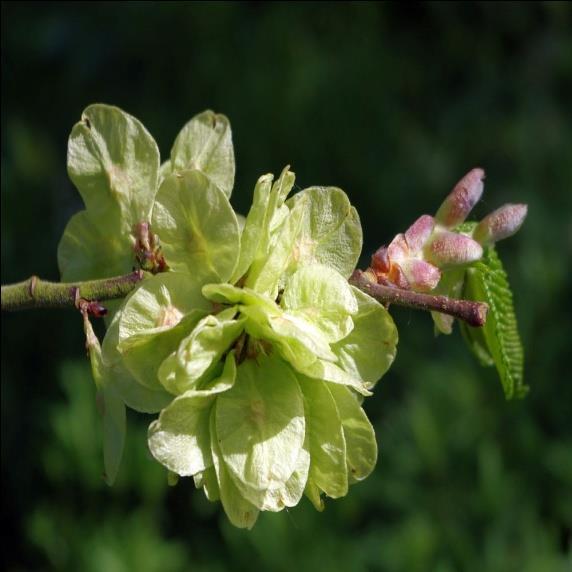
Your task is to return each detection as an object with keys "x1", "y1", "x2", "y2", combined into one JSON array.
[
  {"x1": 425, "y1": 231, "x2": 483, "y2": 268},
  {"x1": 404, "y1": 215, "x2": 435, "y2": 253},
  {"x1": 473, "y1": 203, "x2": 528, "y2": 245},
  {"x1": 435, "y1": 168, "x2": 485, "y2": 228},
  {"x1": 398, "y1": 259, "x2": 441, "y2": 292},
  {"x1": 387, "y1": 233, "x2": 409, "y2": 262}
]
